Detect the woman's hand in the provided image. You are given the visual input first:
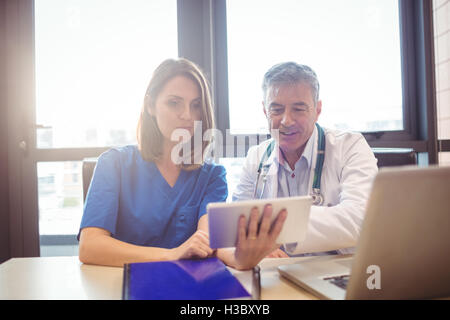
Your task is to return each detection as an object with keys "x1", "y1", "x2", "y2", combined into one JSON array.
[
  {"x1": 233, "y1": 204, "x2": 287, "y2": 270},
  {"x1": 171, "y1": 229, "x2": 214, "y2": 260}
]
